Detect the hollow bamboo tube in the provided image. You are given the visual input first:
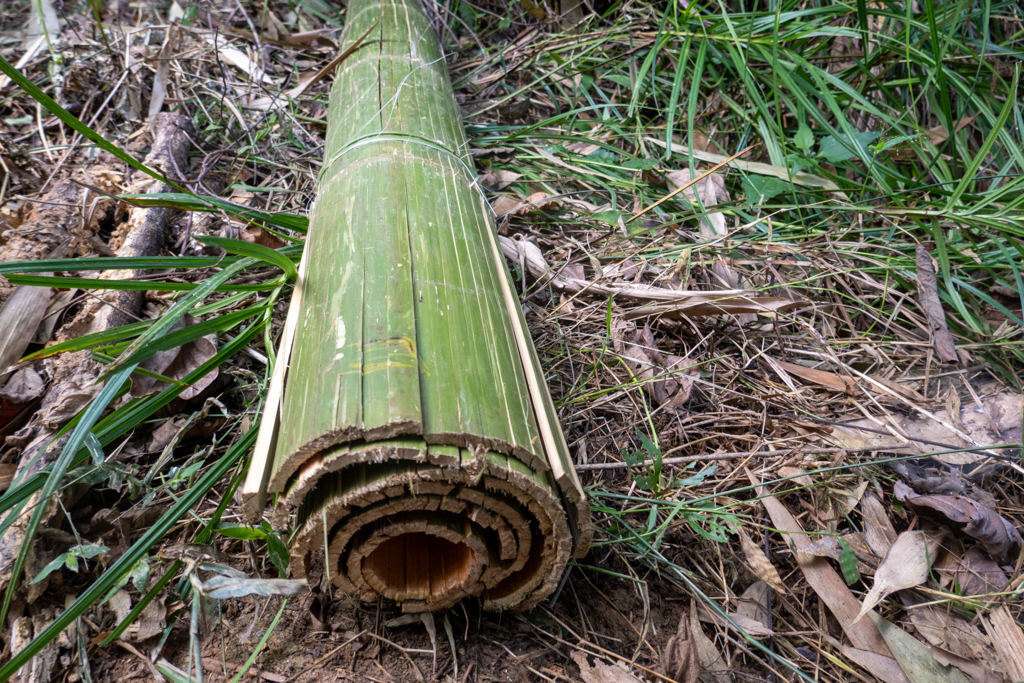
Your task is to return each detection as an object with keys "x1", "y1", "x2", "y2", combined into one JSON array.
[{"x1": 241, "y1": 0, "x2": 591, "y2": 611}]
